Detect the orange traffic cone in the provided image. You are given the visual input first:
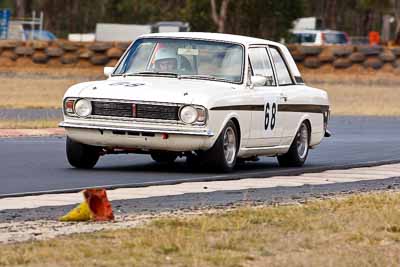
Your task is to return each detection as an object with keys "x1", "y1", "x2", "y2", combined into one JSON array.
[
  {"x1": 83, "y1": 189, "x2": 114, "y2": 221},
  {"x1": 59, "y1": 189, "x2": 114, "y2": 222}
]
